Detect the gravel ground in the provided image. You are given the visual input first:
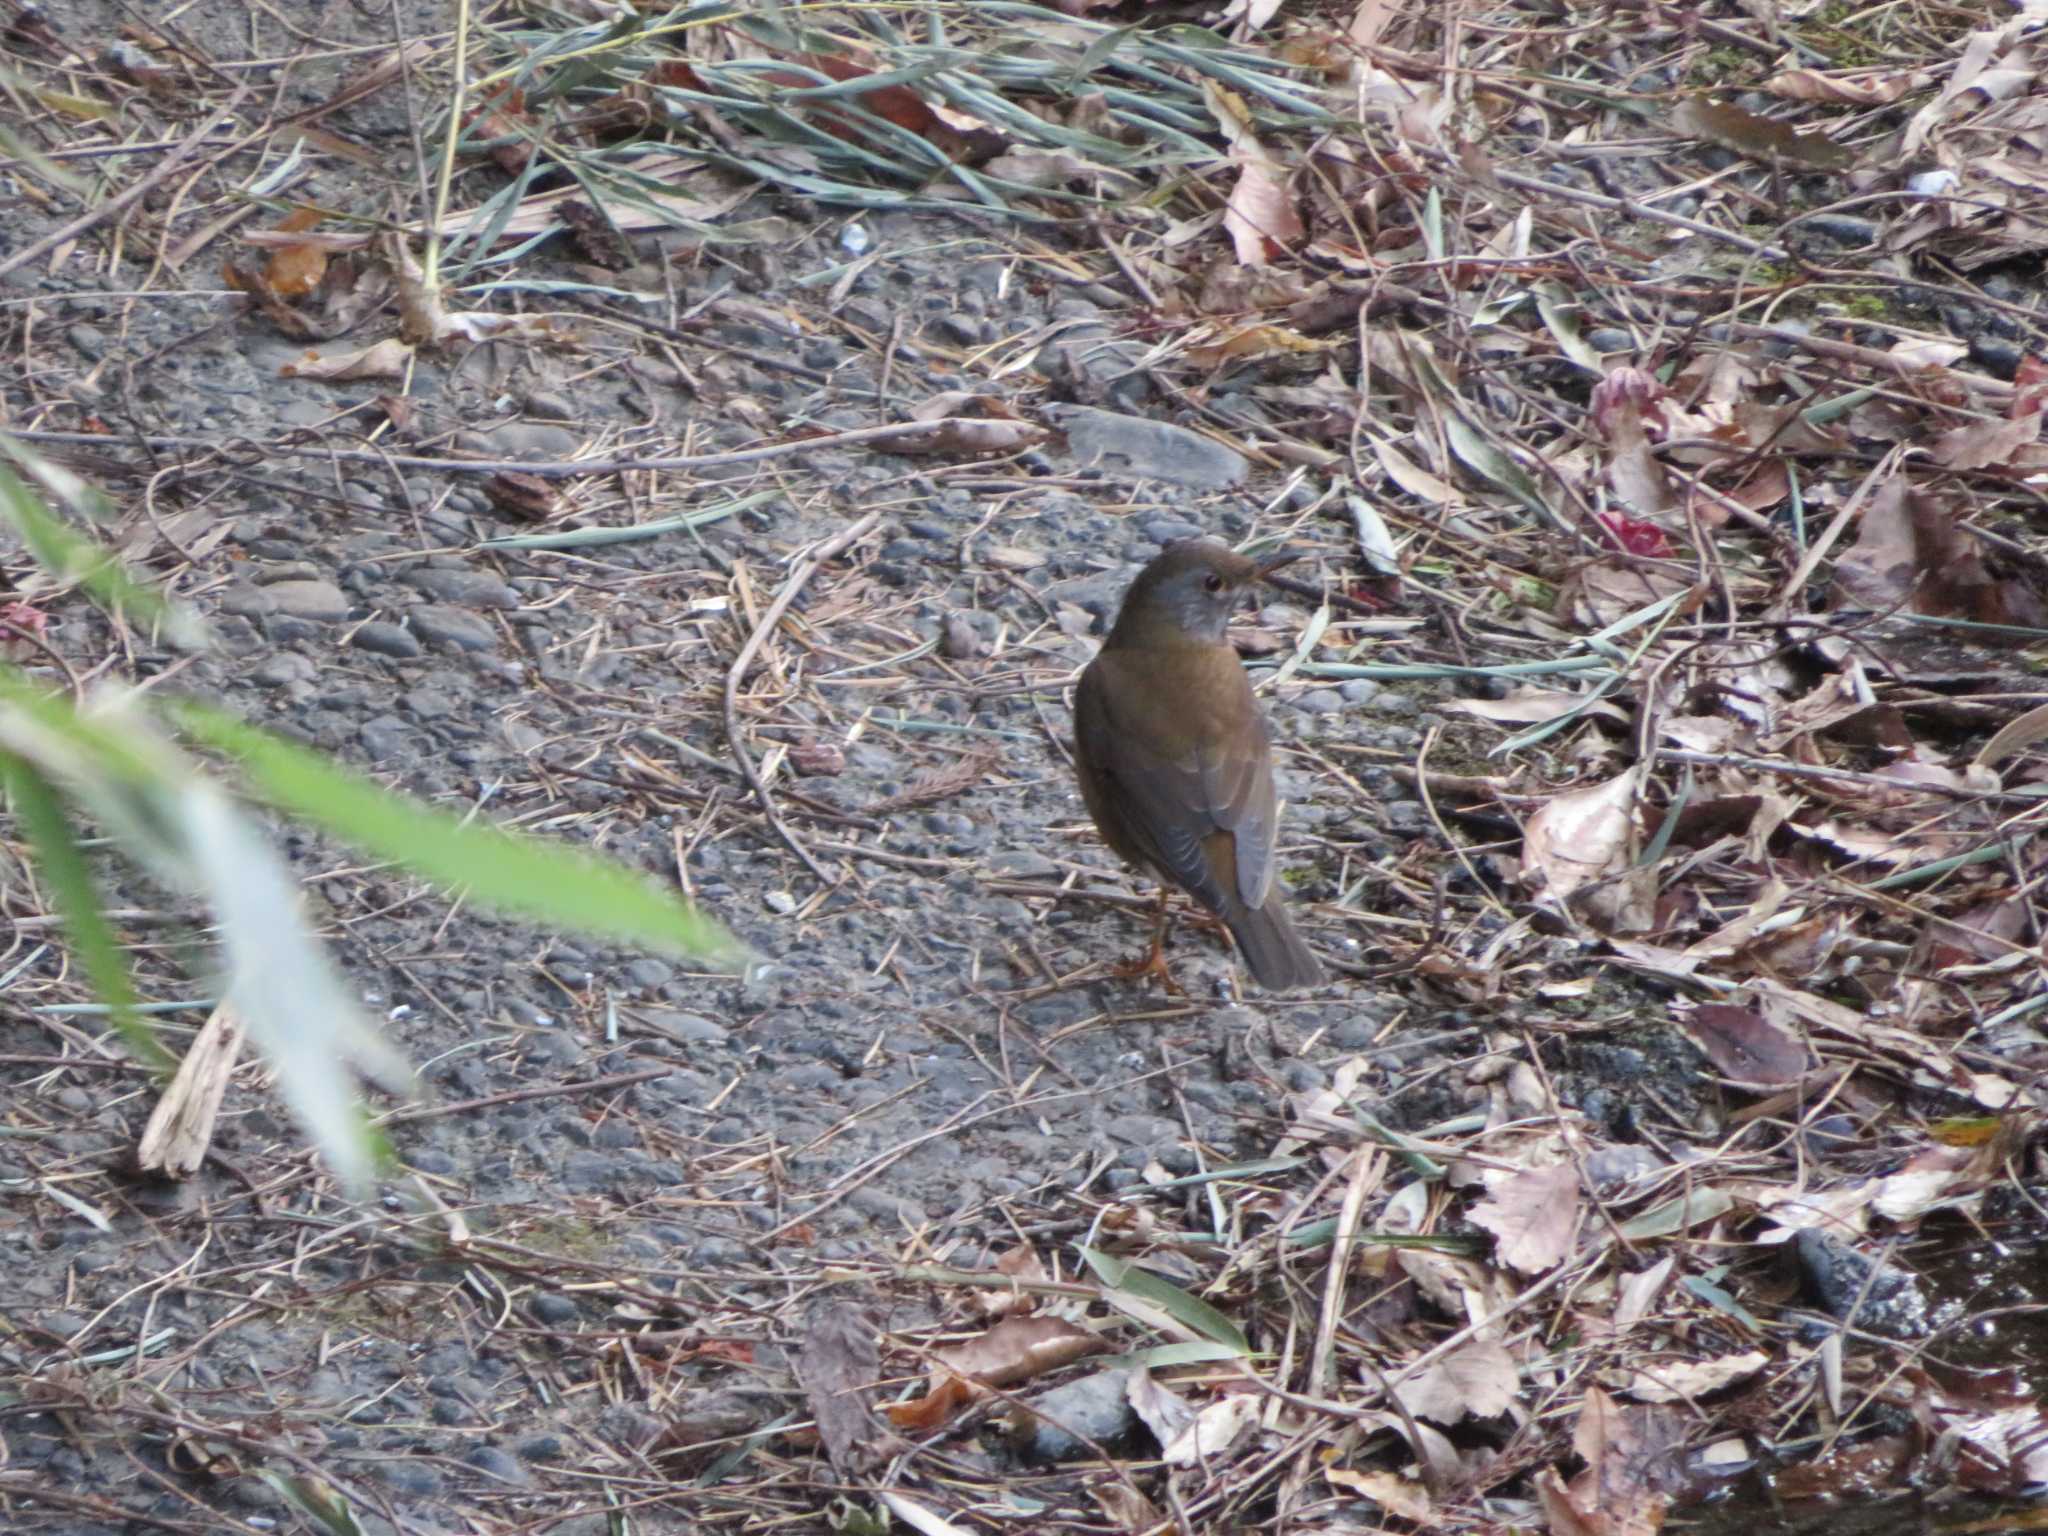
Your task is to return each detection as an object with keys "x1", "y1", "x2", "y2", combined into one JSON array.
[{"x1": 0, "y1": 3, "x2": 1763, "y2": 1532}]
